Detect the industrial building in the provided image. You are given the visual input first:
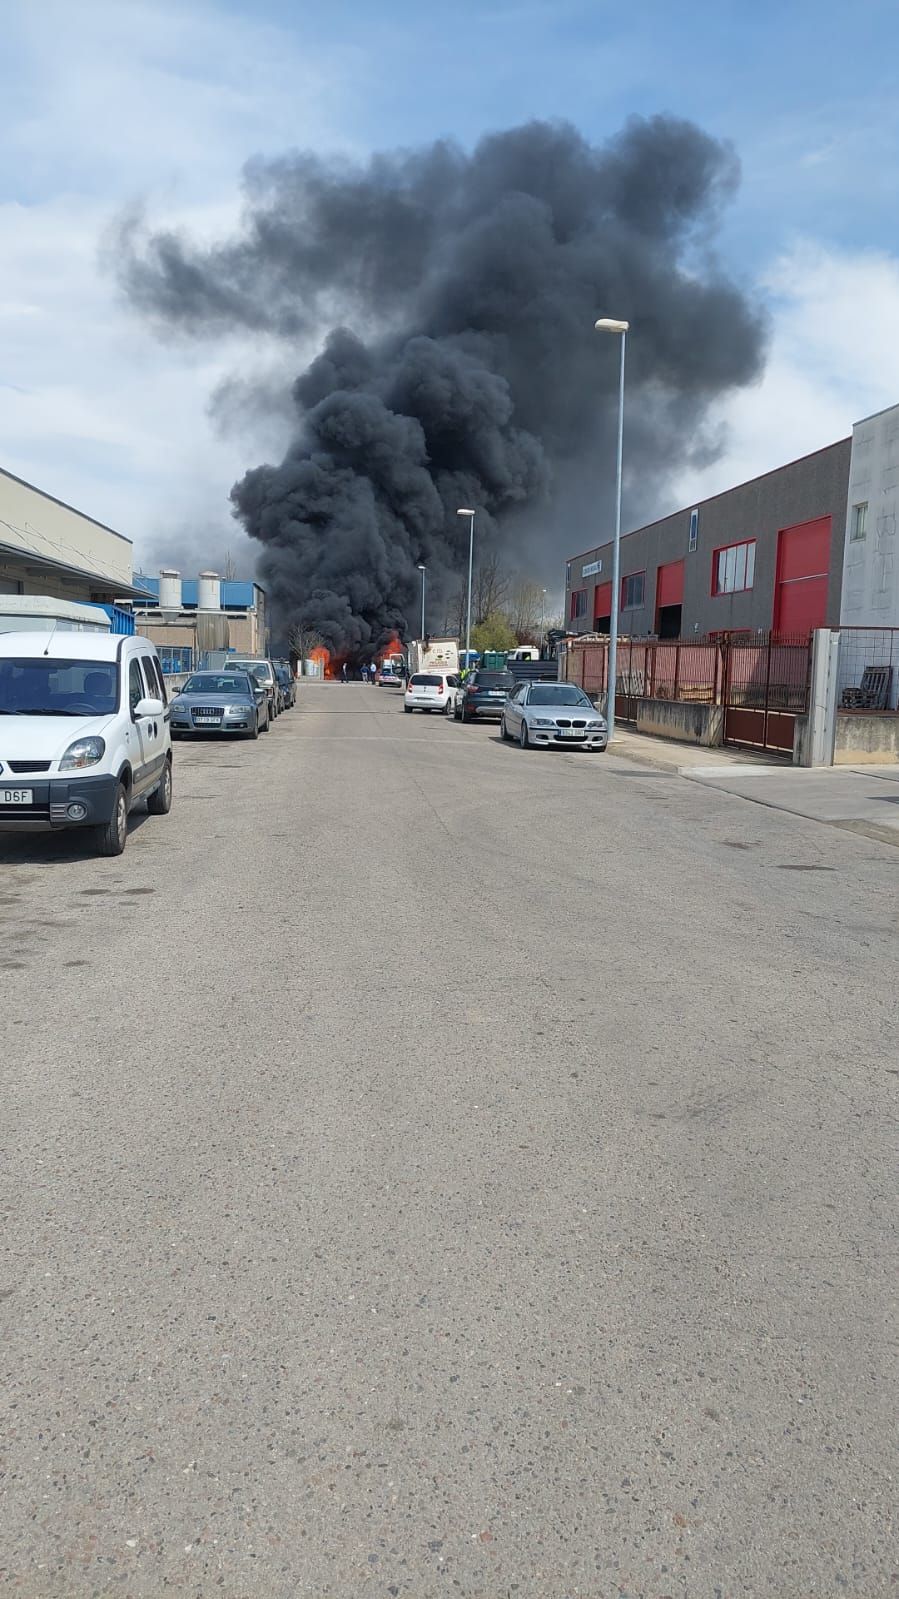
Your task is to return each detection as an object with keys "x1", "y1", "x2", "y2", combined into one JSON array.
[
  {"x1": 130, "y1": 570, "x2": 269, "y2": 673},
  {"x1": 565, "y1": 439, "x2": 852, "y2": 641},
  {"x1": 565, "y1": 402, "x2": 899, "y2": 641},
  {"x1": 0, "y1": 465, "x2": 146, "y2": 608}
]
